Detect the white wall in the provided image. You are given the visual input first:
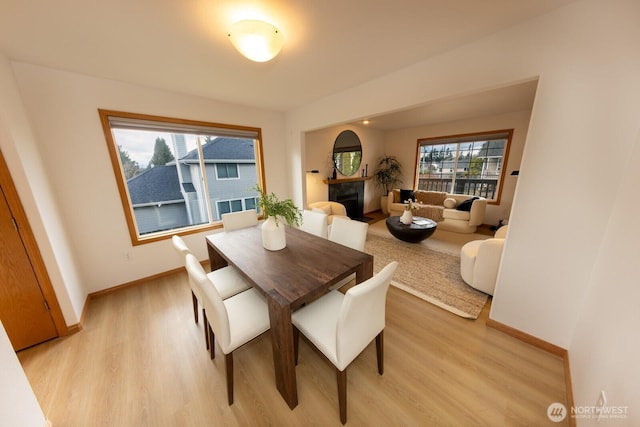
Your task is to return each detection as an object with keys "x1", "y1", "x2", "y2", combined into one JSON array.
[
  {"x1": 0, "y1": 321, "x2": 47, "y2": 426},
  {"x1": 0, "y1": 55, "x2": 83, "y2": 324},
  {"x1": 286, "y1": 0, "x2": 640, "y2": 421},
  {"x1": 304, "y1": 124, "x2": 384, "y2": 213},
  {"x1": 383, "y1": 109, "x2": 531, "y2": 226},
  {"x1": 7, "y1": 62, "x2": 286, "y2": 297},
  {"x1": 568, "y1": 133, "x2": 640, "y2": 425}
]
